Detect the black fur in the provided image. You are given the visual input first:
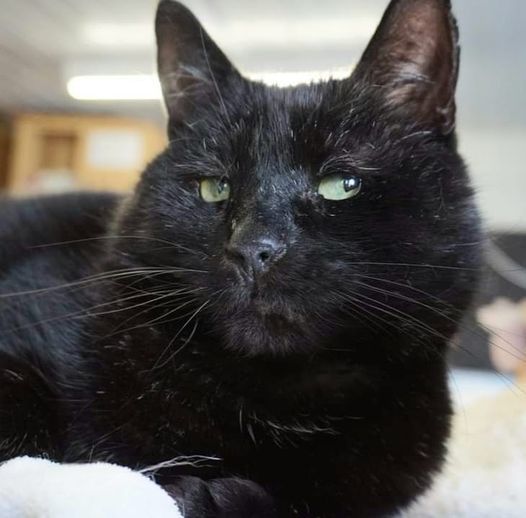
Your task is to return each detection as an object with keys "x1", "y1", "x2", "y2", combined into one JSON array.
[{"x1": 0, "y1": 1, "x2": 482, "y2": 516}]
